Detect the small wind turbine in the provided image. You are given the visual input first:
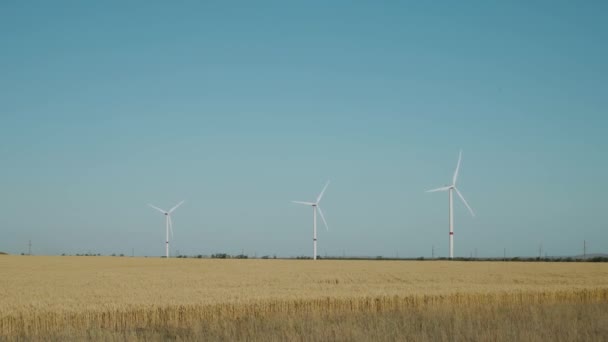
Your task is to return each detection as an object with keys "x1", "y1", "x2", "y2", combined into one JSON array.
[
  {"x1": 427, "y1": 150, "x2": 475, "y2": 259},
  {"x1": 148, "y1": 201, "x2": 185, "y2": 258},
  {"x1": 292, "y1": 181, "x2": 330, "y2": 260}
]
